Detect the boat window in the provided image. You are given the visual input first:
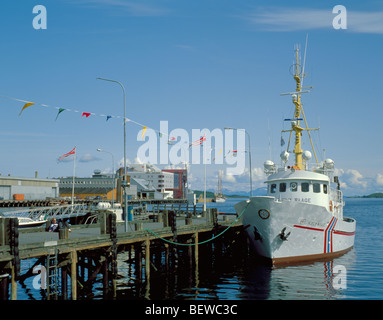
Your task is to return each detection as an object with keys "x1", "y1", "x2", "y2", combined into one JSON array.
[
  {"x1": 290, "y1": 182, "x2": 297, "y2": 192},
  {"x1": 279, "y1": 183, "x2": 286, "y2": 192},
  {"x1": 270, "y1": 184, "x2": 277, "y2": 193},
  {"x1": 313, "y1": 183, "x2": 321, "y2": 193},
  {"x1": 323, "y1": 184, "x2": 328, "y2": 194},
  {"x1": 301, "y1": 182, "x2": 309, "y2": 192}
]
